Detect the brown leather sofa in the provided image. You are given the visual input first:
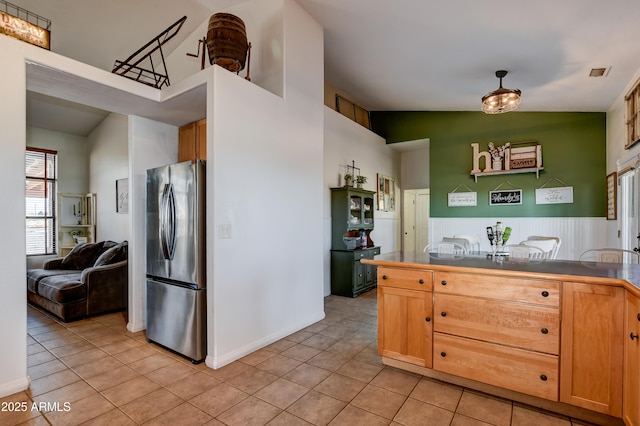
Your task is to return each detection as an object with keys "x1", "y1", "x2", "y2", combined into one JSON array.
[{"x1": 27, "y1": 241, "x2": 128, "y2": 322}]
